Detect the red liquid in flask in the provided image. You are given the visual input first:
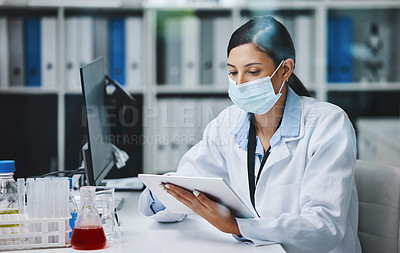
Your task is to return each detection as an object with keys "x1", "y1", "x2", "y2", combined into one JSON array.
[{"x1": 71, "y1": 226, "x2": 107, "y2": 250}]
